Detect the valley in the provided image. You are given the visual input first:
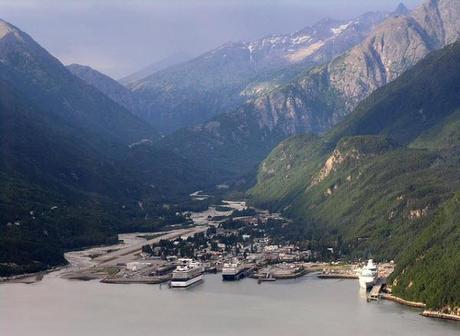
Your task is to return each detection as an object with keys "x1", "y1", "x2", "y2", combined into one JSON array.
[{"x1": 1, "y1": 0, "x2": 459, "y2": 332}]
